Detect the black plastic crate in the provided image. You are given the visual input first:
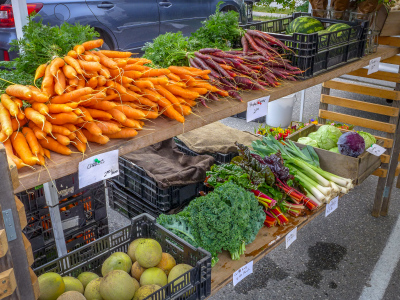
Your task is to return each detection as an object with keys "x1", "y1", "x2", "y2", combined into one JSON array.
[
  {"x1": 231, "y1": 111, "x2": 266, "y2": 123},
  {"x1": 24, "y1": 181, "x2": 107, "y2": 251},
  {"x1": 115, "y1": 156, "x2": 205, "y2": 211},
  {"x1": 34, "y1": 214, "x2": 211, "y2": 300},
  {"x1": 174, "y1": 138, "x2": 238, "y2": 165},
  {"x1": 240, "y1": 12, "x2": 368, "y2": 78},
  {"x1": 32, "y1": 219, "x2": 109, "y2": 269},
  {"x1": 16, "y1": 172, "x2": 96, "y2": 214}
]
